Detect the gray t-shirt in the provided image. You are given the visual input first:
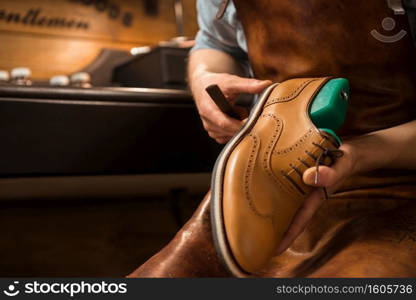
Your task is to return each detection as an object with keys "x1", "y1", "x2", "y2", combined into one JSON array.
[{"x1": 192, "y1": 0, "x2": 251, "y2": 76}]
